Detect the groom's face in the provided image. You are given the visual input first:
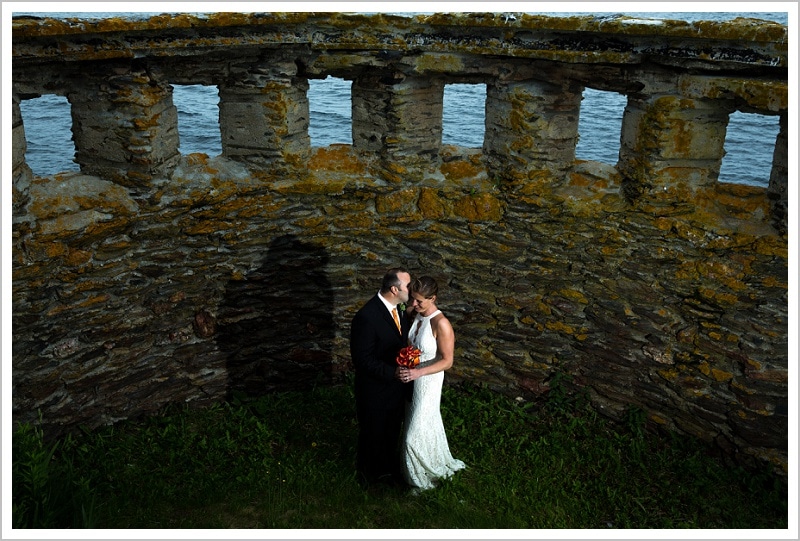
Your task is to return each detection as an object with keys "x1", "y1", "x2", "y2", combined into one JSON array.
[{"x1": 396, "y1": 272, "x2": 411, "y2": 304}]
